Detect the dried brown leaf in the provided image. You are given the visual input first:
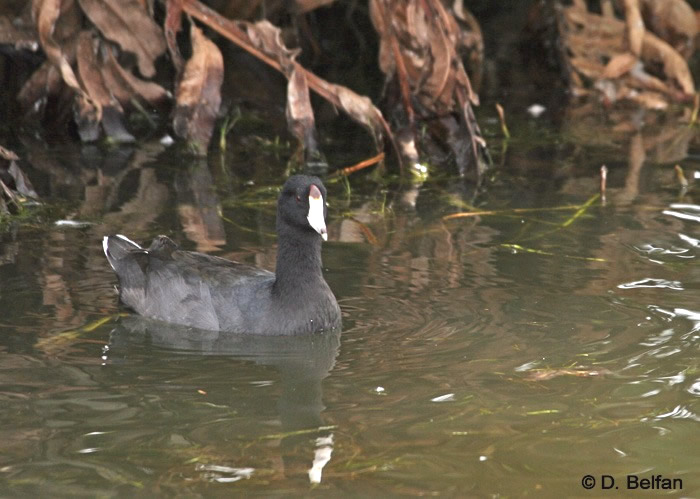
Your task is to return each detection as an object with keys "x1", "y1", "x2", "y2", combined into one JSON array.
[
  {"x1": 642, "y1": 30, "x2": 695, "y2": 94},
  {"x1": 76, "y1": 31, "x2": 135, "y2": 142},
  {"x1": 286, "y1": 63, "x2": 317, "y2": 154},
  {"x1": 32, "y1": 0, "x2": 83, "y2": 91},
  {"x1": 32, "y1": 0, "x2": 101, "y2": 139},
  {"x1": 623, "y1": 0, "x2": 644, "y2": 56},
  {"x1": 602, "y1": 52, "x2": 638, "y2": 79},
  {"x1": 244, "y1": 19, "x2": 299, "y2": 67},
  {"x1": 76, "y1": 30, "x2": 115, "y2": 109},
  {"x1": 78, "y1": 0, "x2": 166, "y2": 78},
  {"x1": 173, "y1": 25, "x2": 223, "y2": 154},
  {"x1": 102, "y1": 45, "x2": 169, "y2": 107}
]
